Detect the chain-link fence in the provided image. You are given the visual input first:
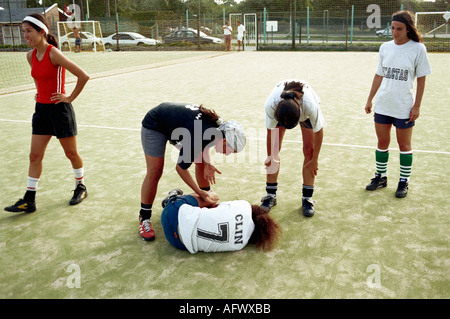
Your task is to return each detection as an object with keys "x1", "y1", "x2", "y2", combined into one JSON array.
[{"x1": 1, "y1": 0, "x2": 448, "y2": 52}]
